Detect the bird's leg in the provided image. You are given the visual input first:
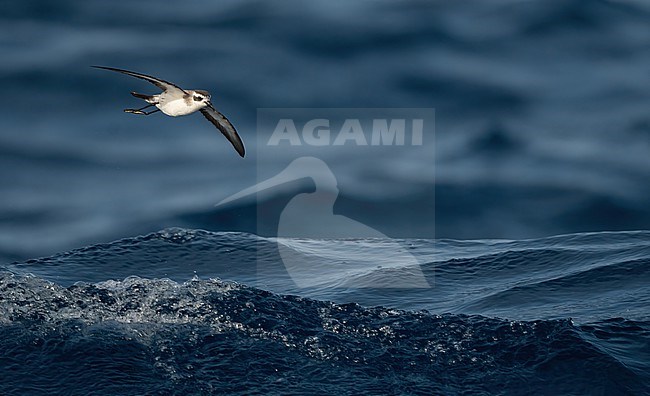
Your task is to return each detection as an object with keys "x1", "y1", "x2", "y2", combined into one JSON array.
[{"x1": 124, "y1": 103, "x2": 159, "y2": 115}]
